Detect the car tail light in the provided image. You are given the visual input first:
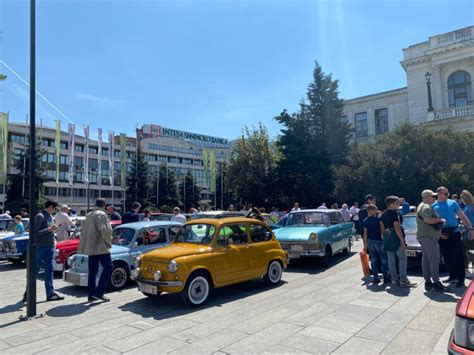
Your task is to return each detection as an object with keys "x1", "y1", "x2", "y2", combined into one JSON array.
[{"x1": 454, "y1": 316, "x2": 474, "y2": 350}]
